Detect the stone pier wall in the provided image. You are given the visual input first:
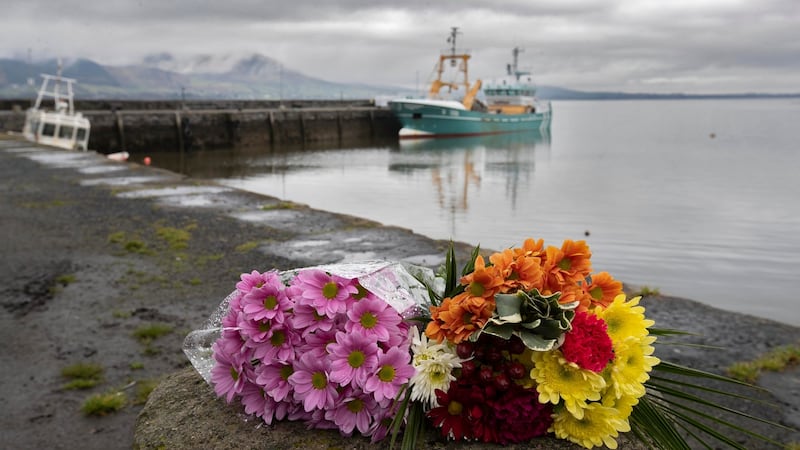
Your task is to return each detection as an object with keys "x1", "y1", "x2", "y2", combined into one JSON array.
[{"x1": 0, "y1": 99, "x2": 402, "y2": 153}]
